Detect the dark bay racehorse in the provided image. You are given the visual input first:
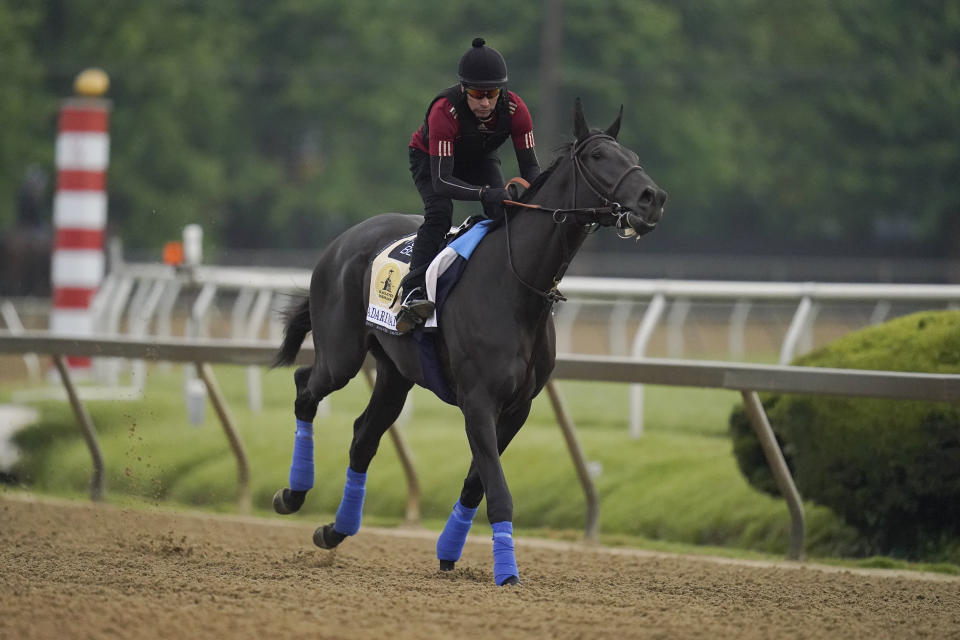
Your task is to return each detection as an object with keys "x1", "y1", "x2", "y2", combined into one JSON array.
[{"x1": 271, "y1": 99, "x2": 666, "y2": 585}]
